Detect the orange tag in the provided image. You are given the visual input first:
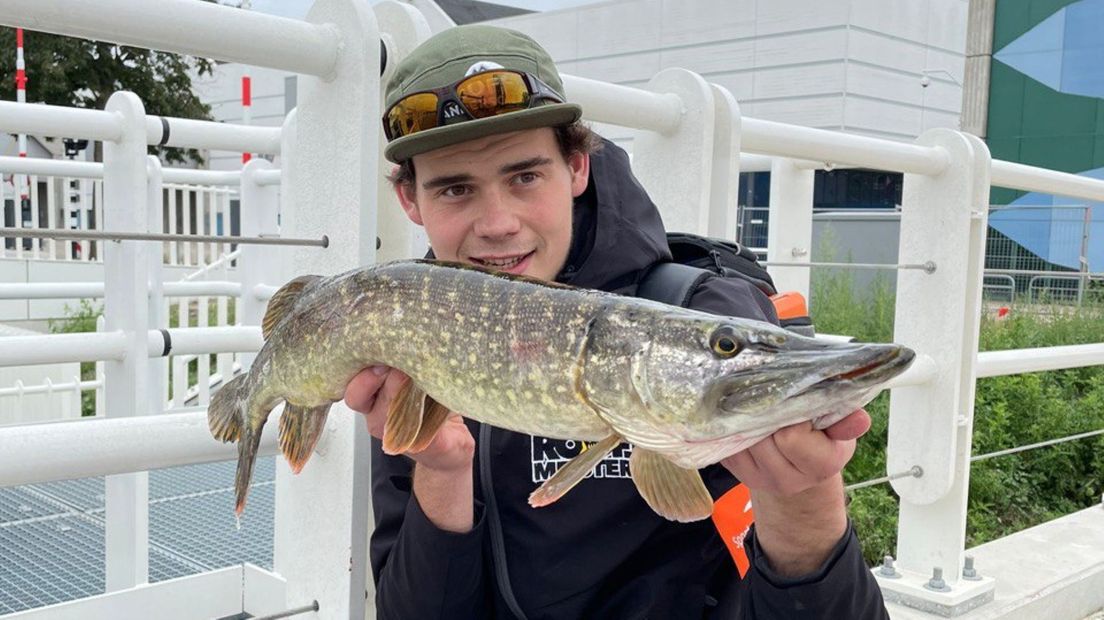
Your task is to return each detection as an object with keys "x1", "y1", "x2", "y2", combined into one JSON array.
[{"x1": 711, "y1": 483, "x2": 755, "y2": 578}]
